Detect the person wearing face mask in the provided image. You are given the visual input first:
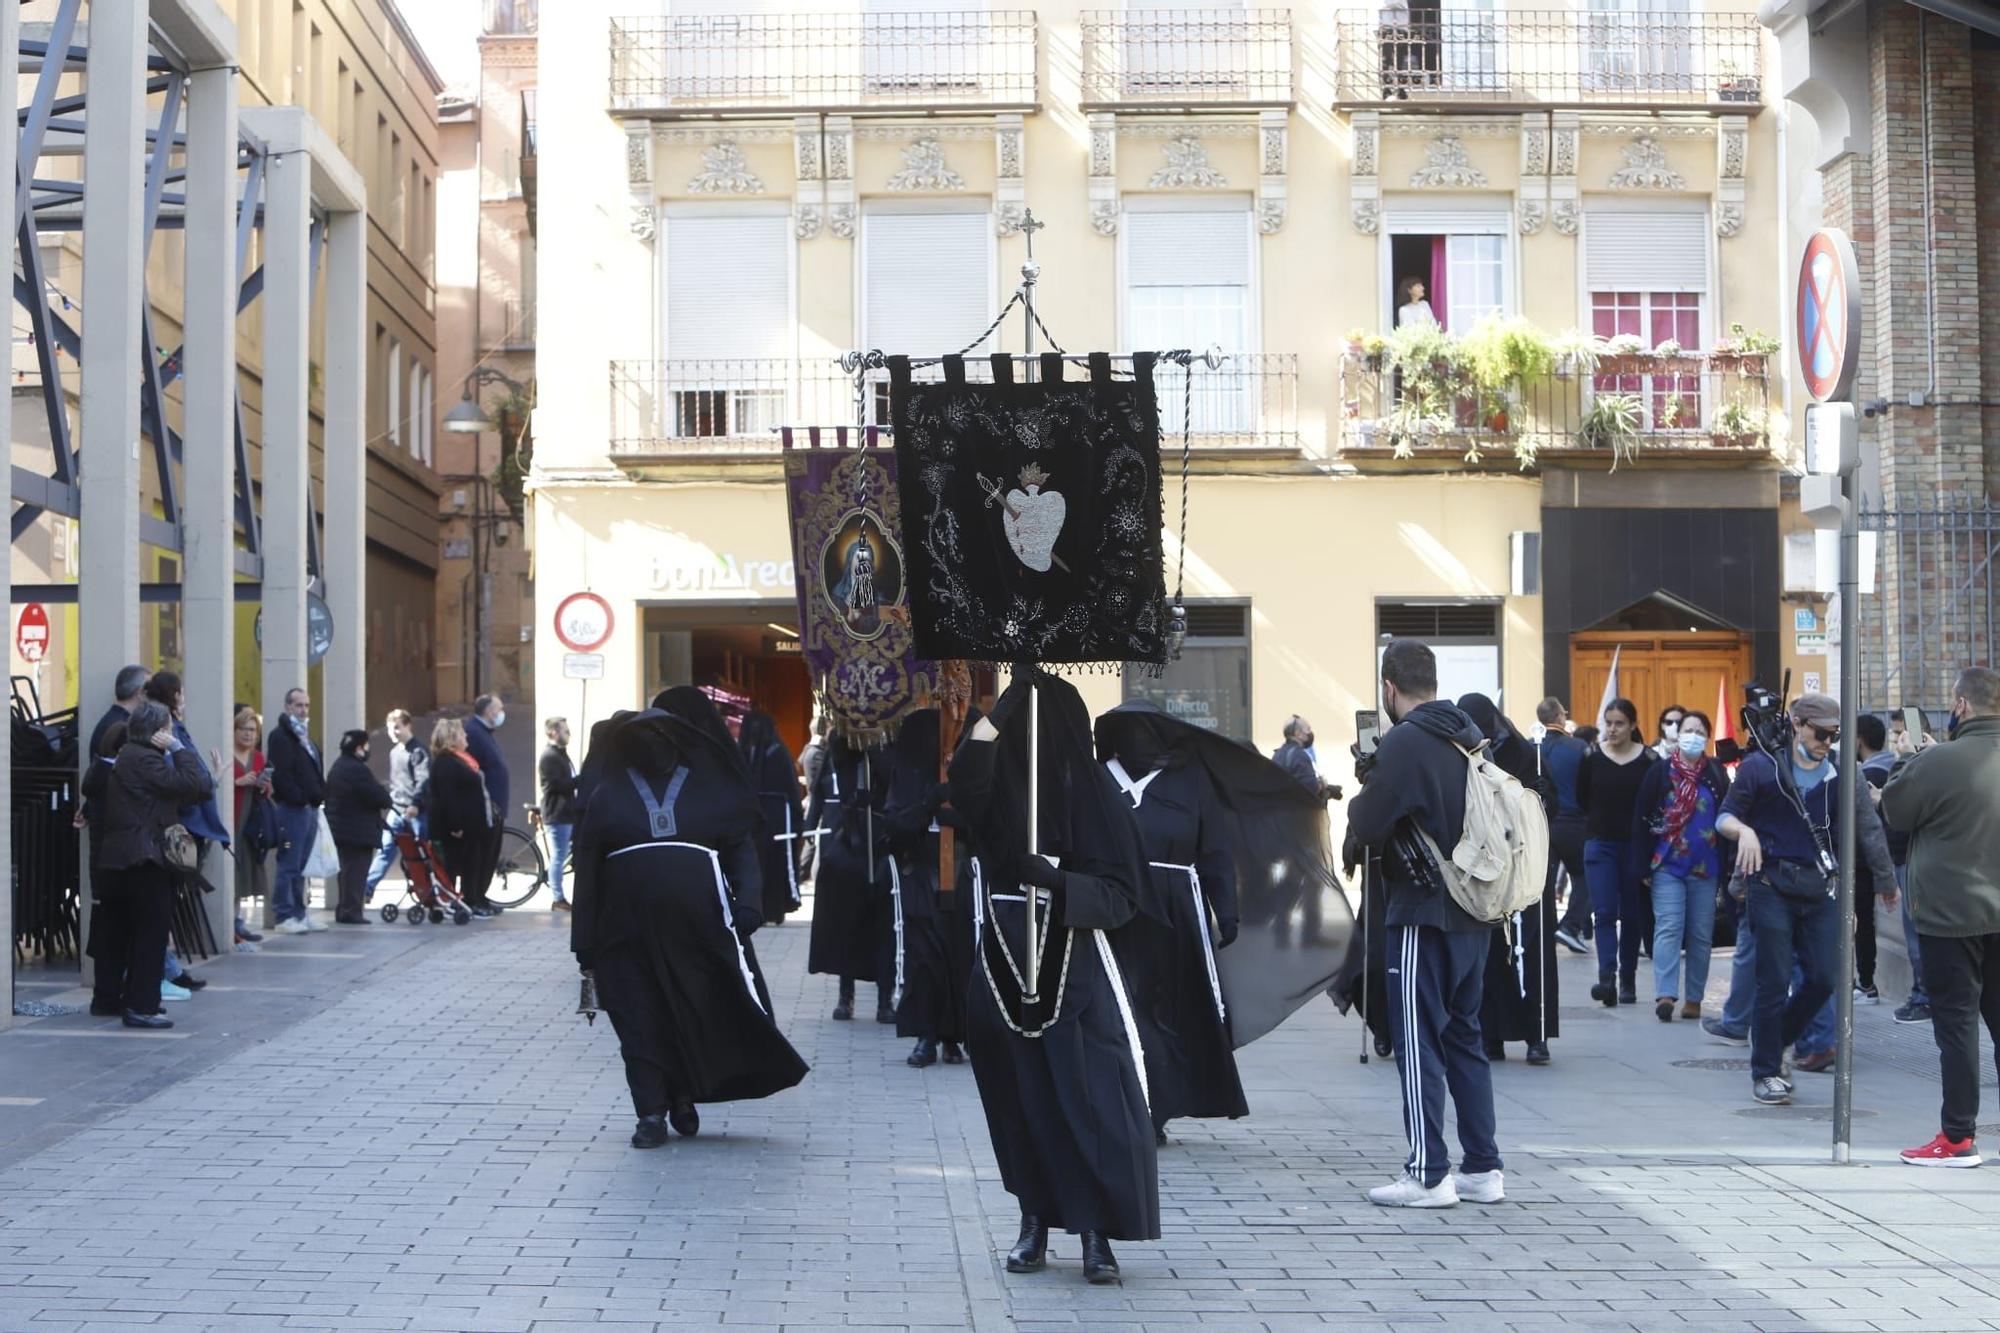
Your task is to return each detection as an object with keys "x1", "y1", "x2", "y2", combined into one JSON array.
[
  {"x1": 1652, "y1": 706, "x2": 1688, "y2": 762},
  {"x1": 461, "y1": 694, "x2": 512, "y2": 918},
  {"x1": 1576, "y1": 699, "x2": 1656, "y2": 1007},
  {"x1": 1630, "y1": 712, "x2": 1733, "y2": 1023},
  {"x1": 1882, "y1": 668, "x2": 2000, "y2": 1165},
  {"x1": 1718, "y1": 694, "x2": 1897, "y2": 1106},
  {"x1": 324, "y1": 730, "x2": 393, "y2": 924},
  {"x1": 266, "y1": 687, "x2": 327, "y2": 933},
  {"x1": 1273, "y1": 716, "x2": 1333, "y2": 800}
]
